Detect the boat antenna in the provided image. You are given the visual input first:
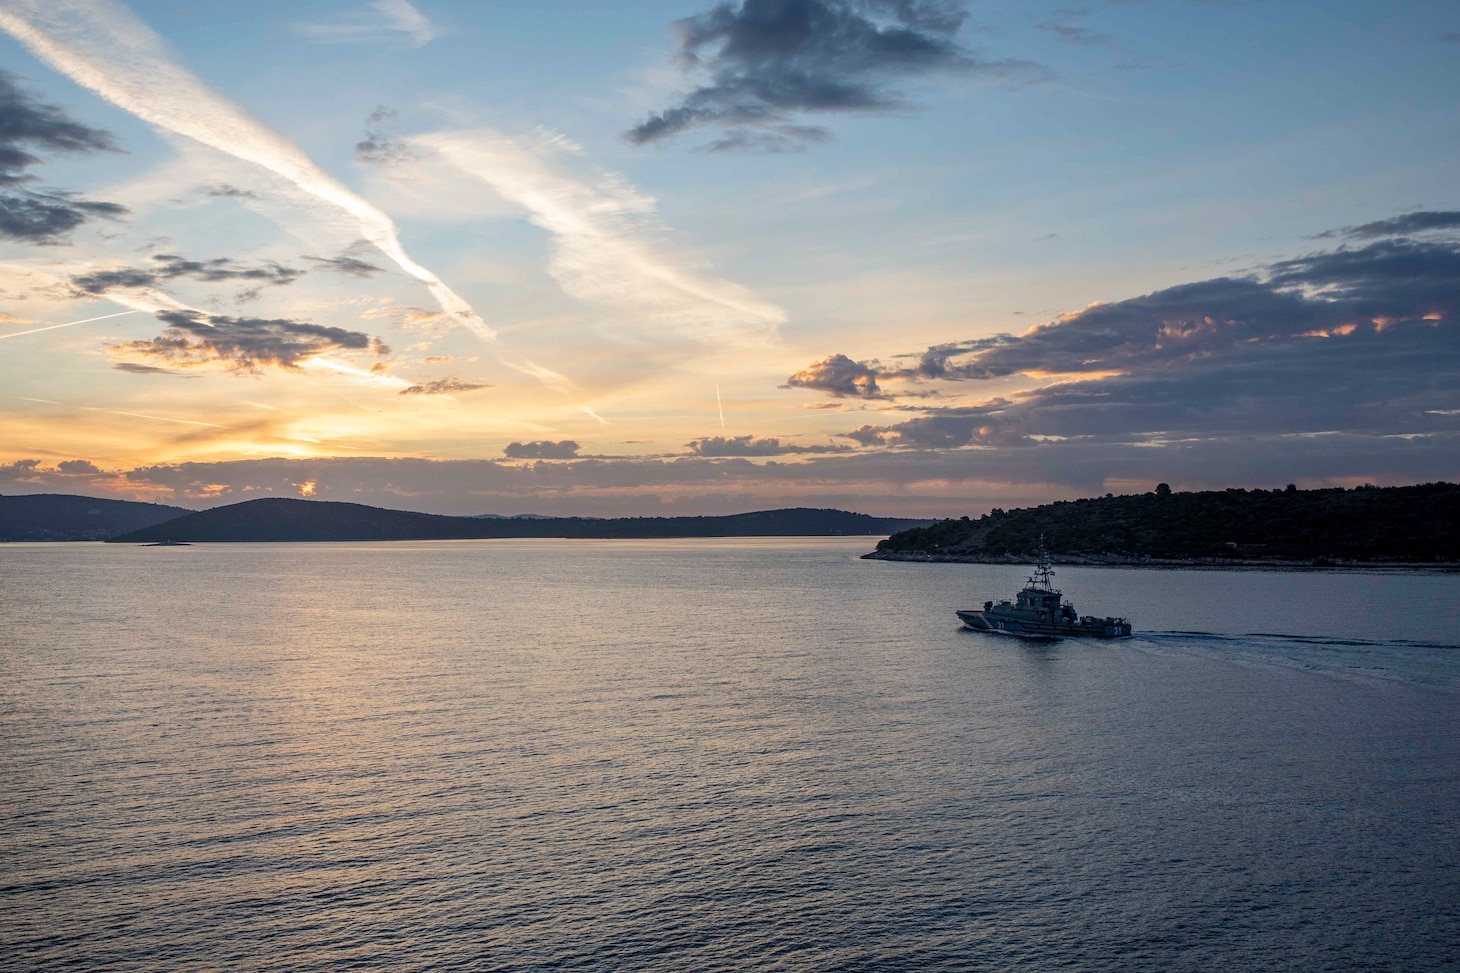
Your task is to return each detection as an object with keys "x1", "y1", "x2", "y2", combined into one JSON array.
[{"x1": 1027, "y1": 534, "x2": 1056, "y2": 590}]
